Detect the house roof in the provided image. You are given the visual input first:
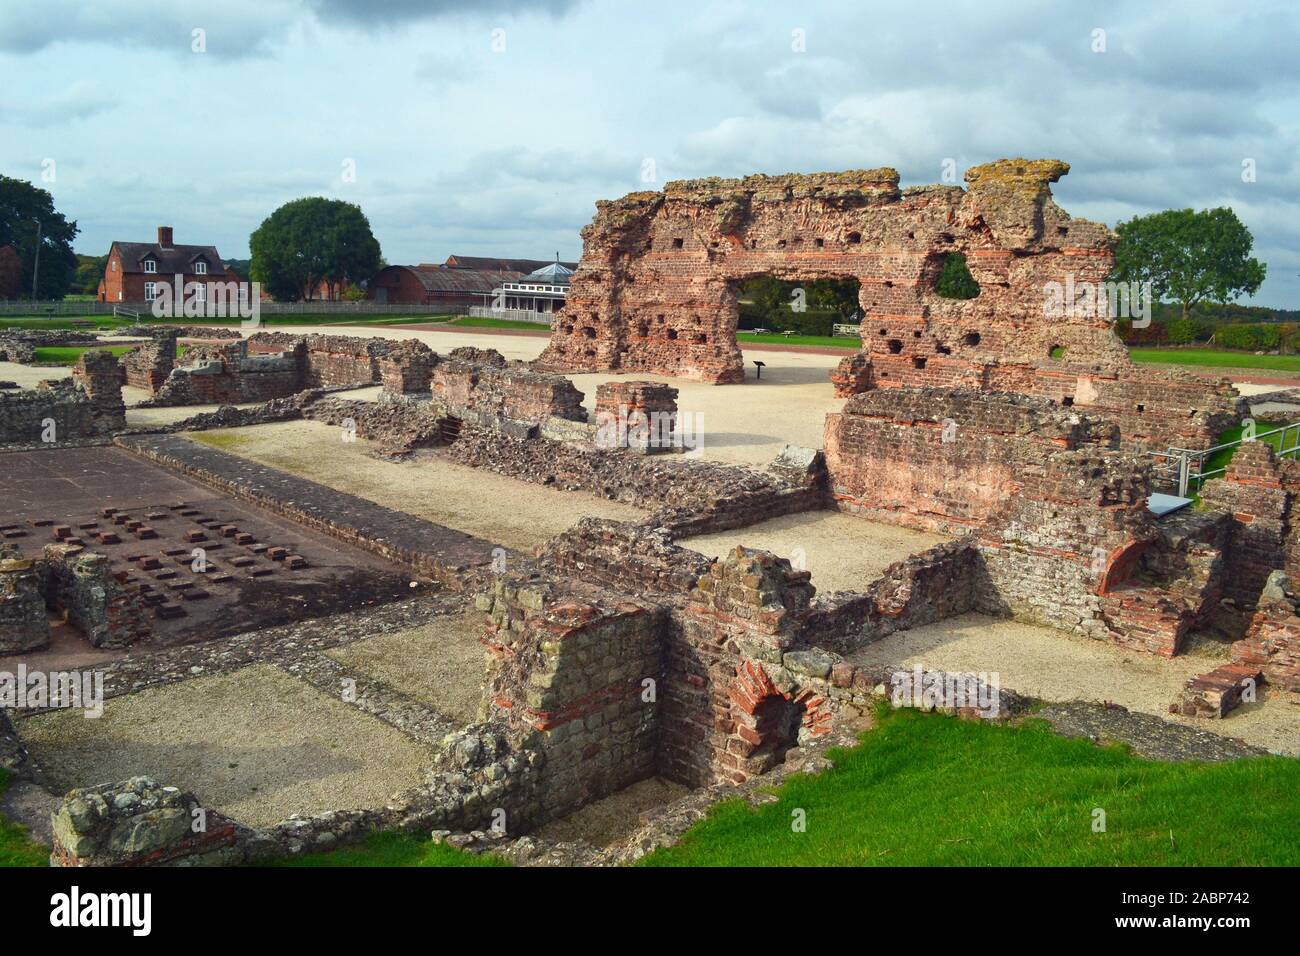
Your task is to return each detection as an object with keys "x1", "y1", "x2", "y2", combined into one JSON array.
[
  {"x1": 111, "y1": 241, "x2": 228, "y2": 277},
  {"x1": 444, "y1": 254, "x2": 578, "y2": 273},
  {"x1": 521, "y1": 261, "x2": 574, "y2": 285},
  {"x1": 390, "y1": 266, "x2": 523, "y2": 294}
]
